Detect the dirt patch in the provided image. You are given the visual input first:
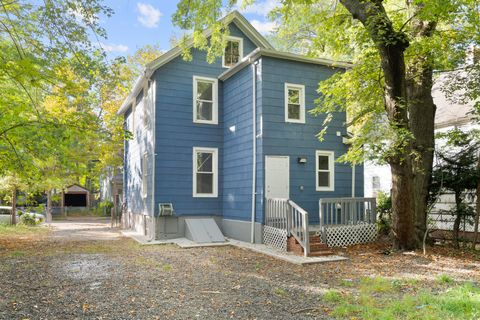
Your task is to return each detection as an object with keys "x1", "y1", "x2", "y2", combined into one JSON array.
[{"x1": 0, "y1": 224, "x2": 478, "y2": 319}]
